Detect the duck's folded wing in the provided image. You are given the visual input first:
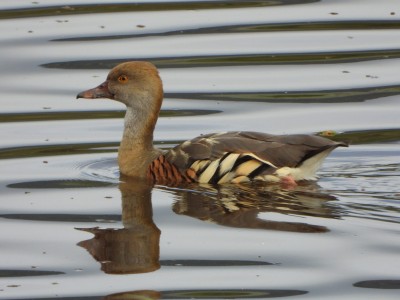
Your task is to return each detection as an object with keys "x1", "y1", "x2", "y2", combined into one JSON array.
[{"x1": 166, "y1": 131, "x2": 347, "y2": 171}]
